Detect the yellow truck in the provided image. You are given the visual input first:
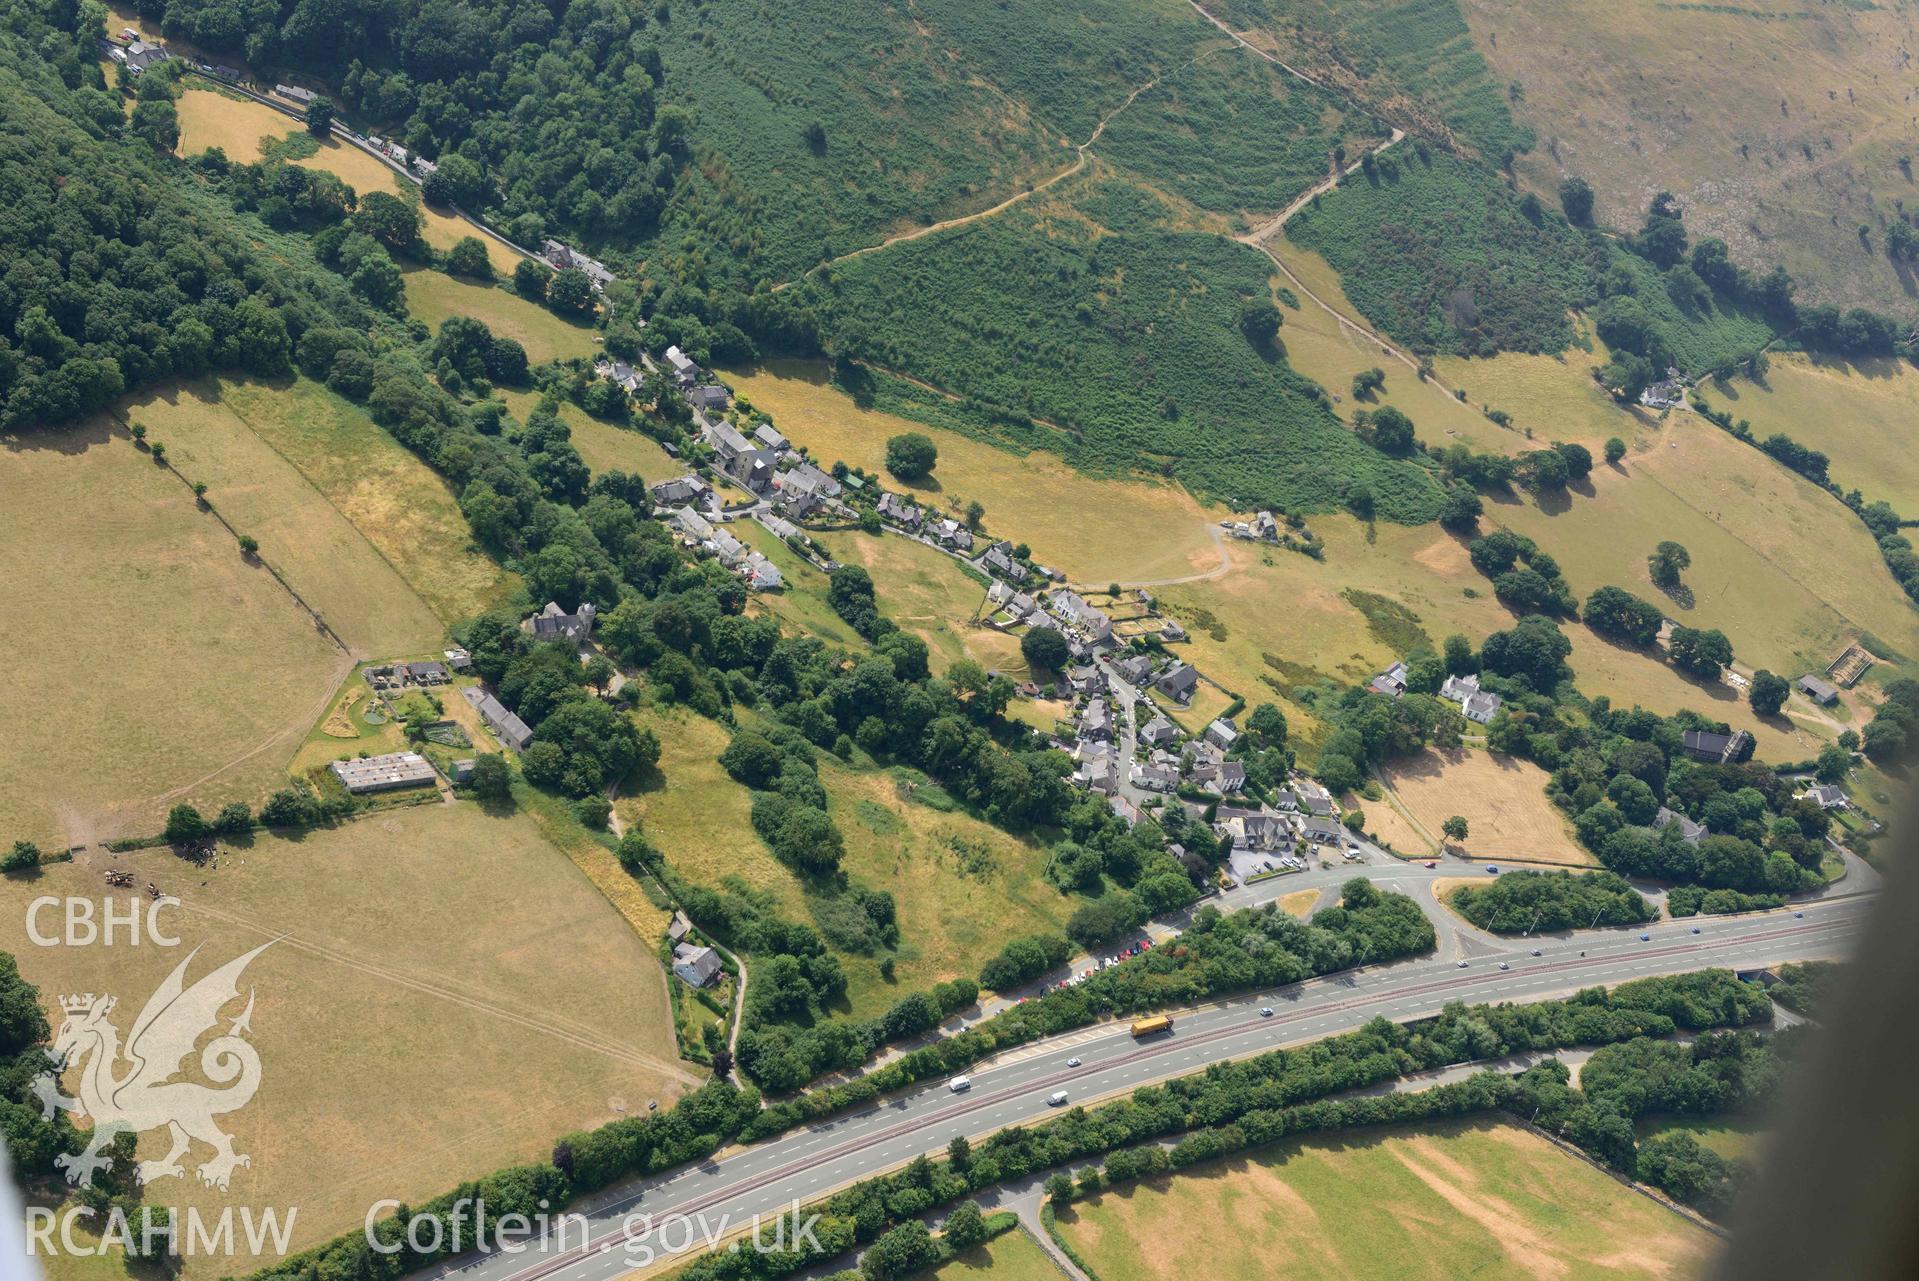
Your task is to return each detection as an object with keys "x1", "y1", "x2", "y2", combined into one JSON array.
[{"x1": 1130, "y1": 1015, "x2": 1173, "y2": 1037}]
